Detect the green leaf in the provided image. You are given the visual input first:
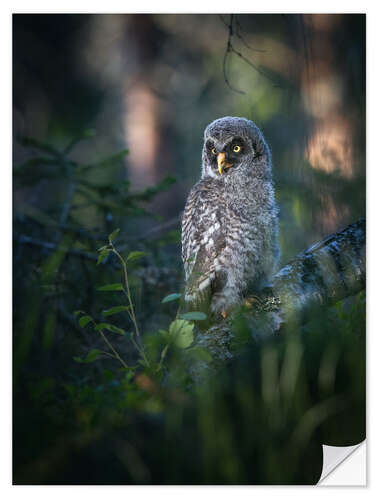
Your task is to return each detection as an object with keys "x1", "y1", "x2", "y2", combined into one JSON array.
[
  {"x1": 95, "y1": 323, "x2": 126, "y2": 335},
  {"x1": 74, "y1": 310, "x2": 85, "y2": 317},
  {"x1": 126, "y1": 251, "x2": 147, "y2": 262},
  {"x1": 161, "y1": 293, "x2": 181, "y2": 304},
  {"x1": 97, "y1": 283, "x2": 124, "y2": 292},
  {"x1": 109, "y1": 228, "x2": 120, "y2": 243},
  {"x1": 97, "y1": 245, "x2": 109, "y2": 252},
  {"x1": 169, "y1": 319, "x2": 194, "y2": 349},
  {"x1": 78, "y1": 315, "x2": 93, "y2": 328},
  {"x1": 187, "y1": 346, "x2": 212, "y2": 362},
  {"x1": 85, "y1": 349, "x2": 103, "y2": 362},
  {"x1": 102, "y1": 305, "x2": 130, "y2": 317},
  {"x1": 74, "y1": 349, "x2": 102, "y2": 364},
  {"x1": 108, "y1": 326, "x2": 126, "y2": 336},
  {"x1": 97, "y1": 249, "x2": 110, "y2": 265},
  {"x1": 158, "y1": 329, "x2": 169, "y2": 340},
  {"x1": 180, "y1": 312, "x2": 207, "y2": 321}
]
